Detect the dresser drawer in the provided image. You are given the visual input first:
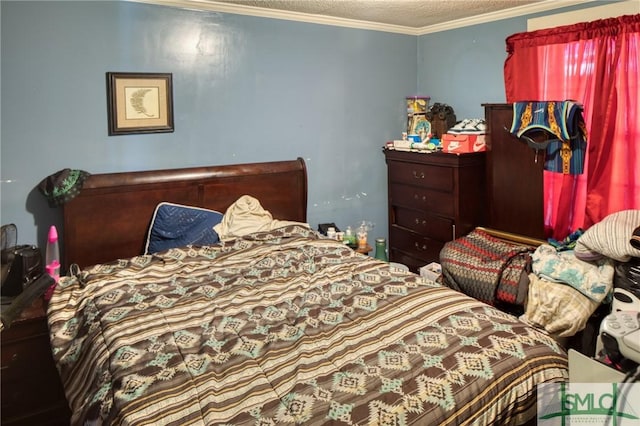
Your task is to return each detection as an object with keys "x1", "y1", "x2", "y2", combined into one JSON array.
[
  {"x1": 1, "y1": 300, "x2": 70, "y2": 425},
  {"x1": 388, "y1": 161, "x2": 454, "y2": 192},
  {"x1": 389, "y1": 225, "x2": 443, "y2": 265},
  {"x1": 394, "y1": 206, "x2": 454, "y2": 242},
  {"x1": 390, "y1": 183, "x2": 455, "y2": 217},
  {"x1": 2, "y1": 331, "x2": 68, "y2": 422}
]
